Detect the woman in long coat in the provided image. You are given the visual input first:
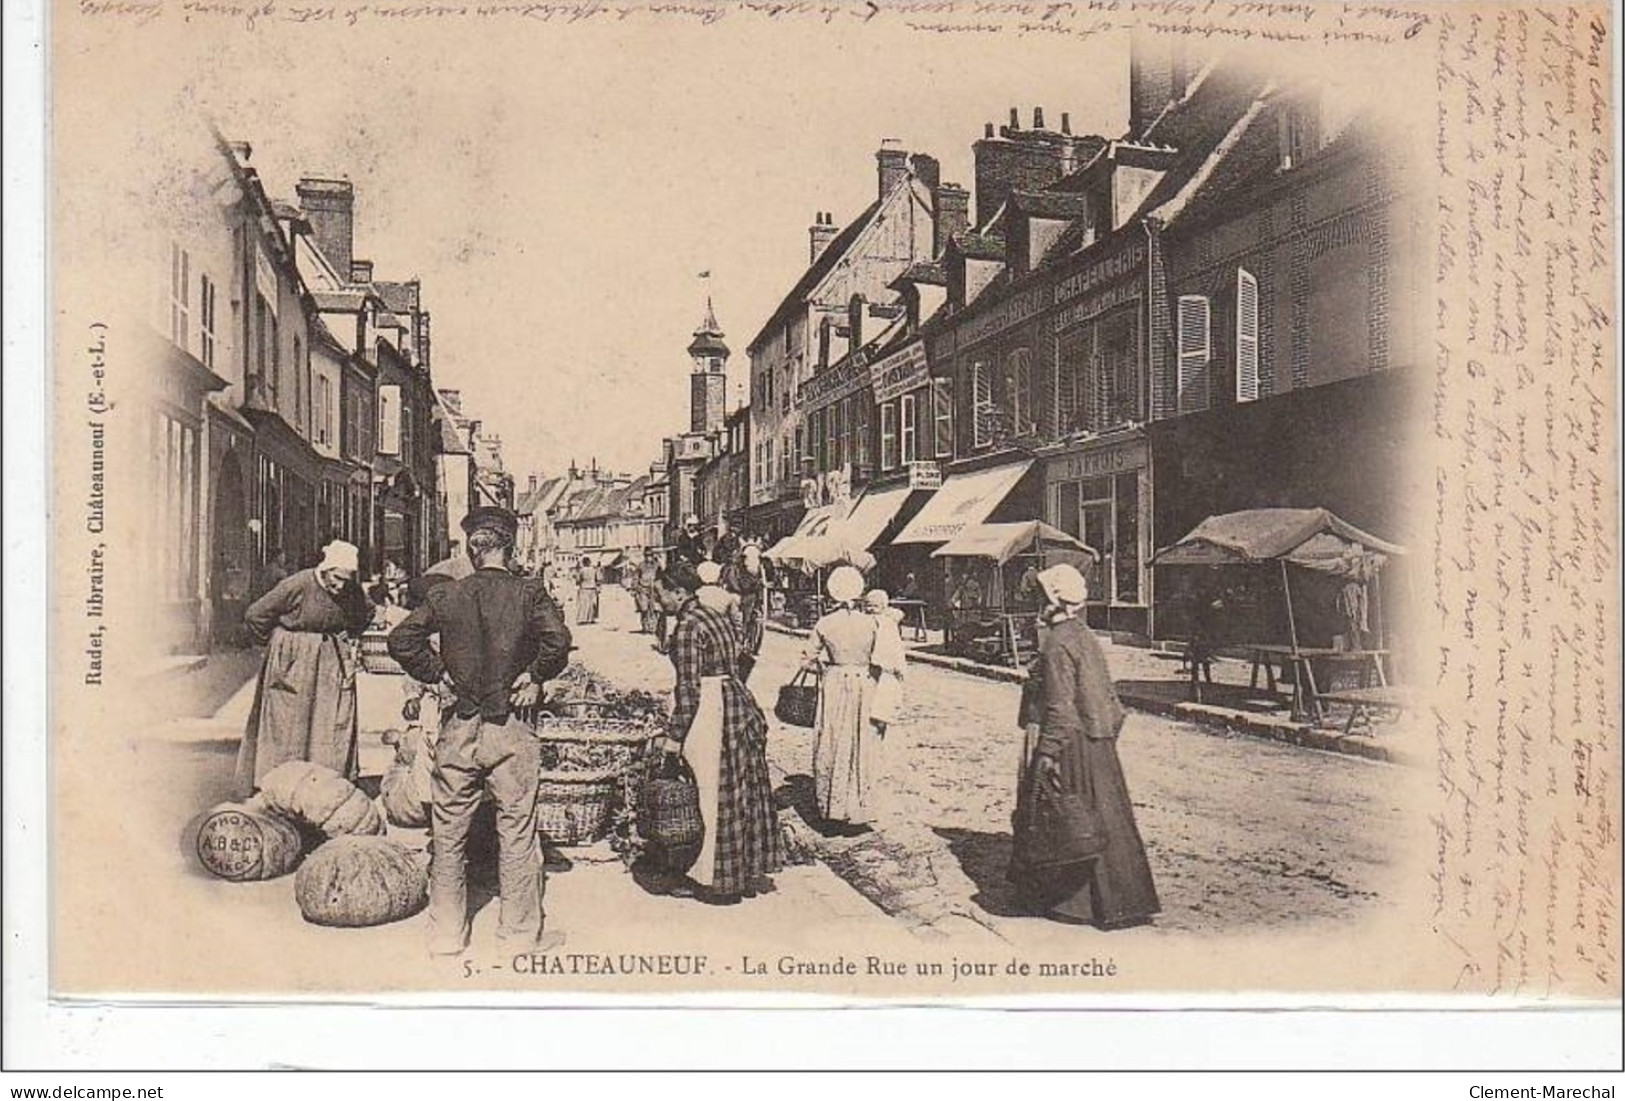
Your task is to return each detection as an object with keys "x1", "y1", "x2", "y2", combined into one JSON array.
[
  {"x1": 647, "y1": 569, "x2": 783, "y2": 903},
  {"x1": 1010, "y1": 564, "x2": 1160, "y2": 928},
  {"x1": 233, "y1": 541, "x2": 374, "y2": 798},
  {"x1": 800, "y1": 565, "x2": 880, "y2": 828}
]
